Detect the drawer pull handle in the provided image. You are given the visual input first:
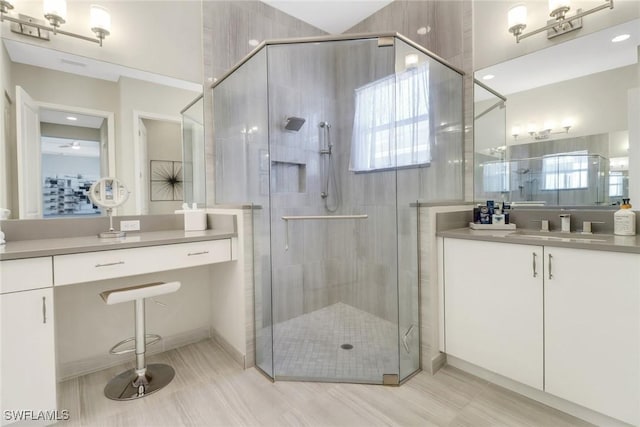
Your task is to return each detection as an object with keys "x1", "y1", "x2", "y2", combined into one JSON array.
[
  {"x1": 532, "y1": 252, "x2": 538, "y2": 278},
  {"x1": 95, "y1": 261, "x2": 125, "y2": 268},
  {"x1": 188, "y1": 251, "x2": 209, "y2": 256},
  {"x1": 42, "y1": 296, "x2": 47, "y2": 324},
  {"x1": 548, "y1": 254, "x2": 553, "y2": 280}
]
